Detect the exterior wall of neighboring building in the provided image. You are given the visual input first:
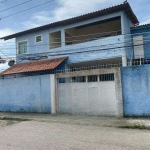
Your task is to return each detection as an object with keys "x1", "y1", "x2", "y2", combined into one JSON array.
[
  {"x1": 0, "y1": 74, "x2": 54, "y2": 113},
  {"x1": 16, "y1": 11, "x2": 133, "y2": 65},
  {"x1": 122, "y1": 65, "x2": 150, "y2": 117},
  {"x1": 131, "y1": 27, "x2": 150, "y2": 59}
]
